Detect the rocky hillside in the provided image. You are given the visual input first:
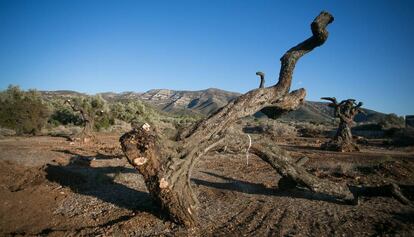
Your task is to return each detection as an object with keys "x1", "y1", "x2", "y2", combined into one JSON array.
[
  {"x1": 41, "y1": 88, "x2": 386, "y2": 124},
  {"x1": 276, "y1": 101, "x2": 385, "y2": 124}
]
